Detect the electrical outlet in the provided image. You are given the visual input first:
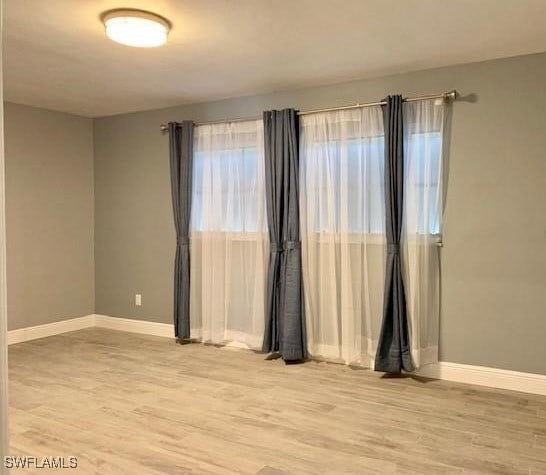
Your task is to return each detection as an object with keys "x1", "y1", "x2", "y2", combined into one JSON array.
[{"x1": 135, "y1": 294, "x2": 142, "y2": 306}]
